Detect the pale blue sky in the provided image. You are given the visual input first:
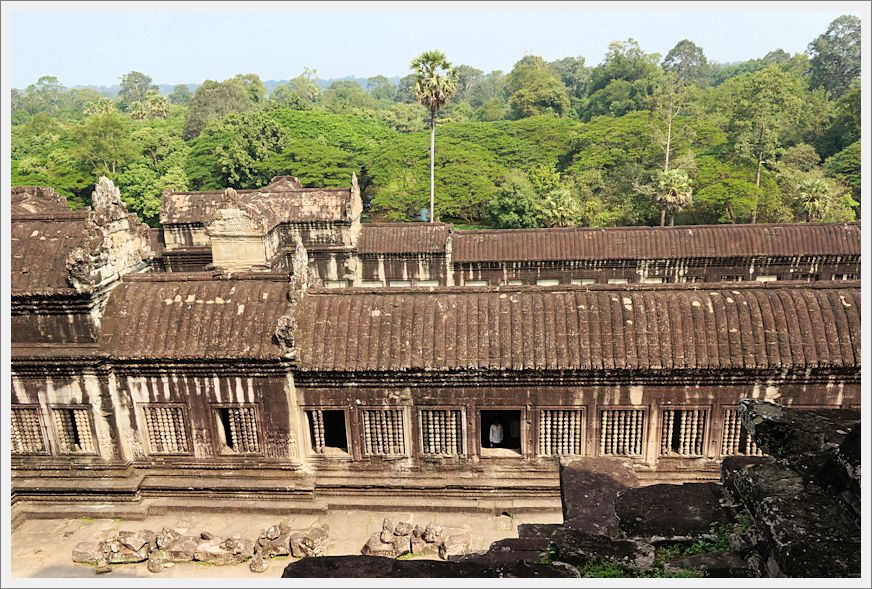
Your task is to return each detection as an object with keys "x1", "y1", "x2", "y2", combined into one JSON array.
[{"x1": 7, "y1": 2, "x2": 860, "y2": 88}]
